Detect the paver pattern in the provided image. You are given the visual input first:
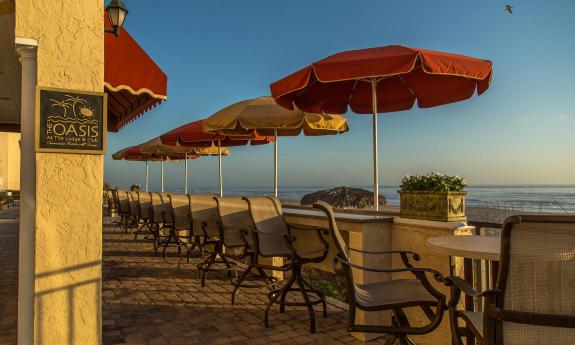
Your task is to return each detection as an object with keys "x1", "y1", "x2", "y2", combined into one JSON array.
[
  {"x1": 102, "y1": 222, "x2": 391, "y2": 345},
  {"x1": 0, "y1": 209, "x2": 19, "y2": 345},
  {"x1": 0, "y1": 212, "x2": 391, "y2": 345}
]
